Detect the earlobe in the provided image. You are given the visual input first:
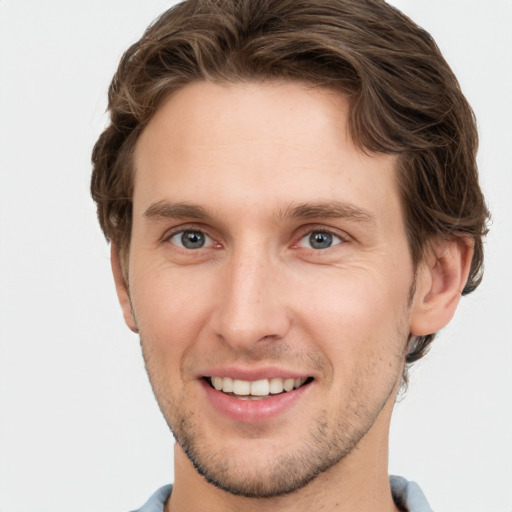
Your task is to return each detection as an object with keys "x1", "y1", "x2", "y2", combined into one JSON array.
[
  {"x1": 410, "y1": 236, "x2": 474, "y2": 336},
  {"x1": 110, "y1": 244, "x2": 139, "y2": 333}
]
